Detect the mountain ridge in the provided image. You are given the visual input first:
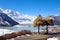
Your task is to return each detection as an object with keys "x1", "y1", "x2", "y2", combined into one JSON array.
[{"x1": 0, "y1": 8, "x2": 36, "y2": 25}]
